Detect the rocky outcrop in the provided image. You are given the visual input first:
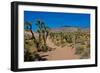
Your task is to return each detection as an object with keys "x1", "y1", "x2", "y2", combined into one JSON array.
[{"x1": 24, "y1": 31, "x2": 32, "y2": 40}]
